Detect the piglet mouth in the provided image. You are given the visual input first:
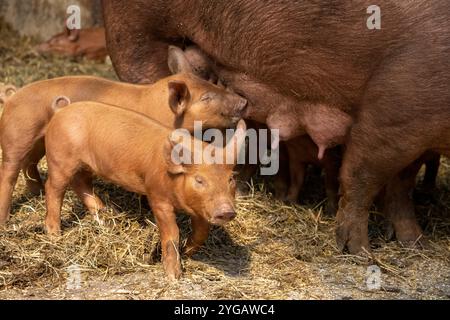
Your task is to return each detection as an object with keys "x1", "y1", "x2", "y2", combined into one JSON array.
[
  {"x1": 209, "y1": 211, "x2": 237, "y2": 226},
  {"x1": 209, "y1": 218, "x2": 232, "y2": 226}
]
